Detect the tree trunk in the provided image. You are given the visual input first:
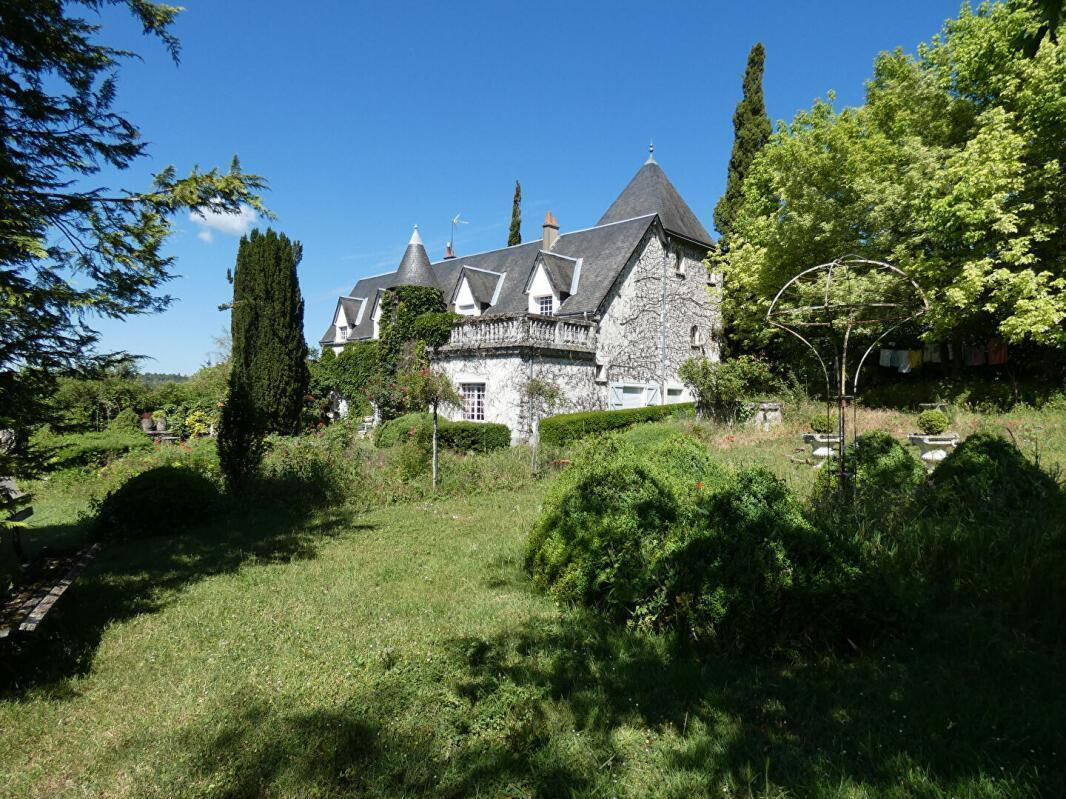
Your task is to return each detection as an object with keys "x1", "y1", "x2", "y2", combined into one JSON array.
[
  {"x1": 431, "y1": 403, "x2": 439, "y2": 489},
  {"x1": 531, "y1": 415, "x2": 538, "y2": 475}
]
